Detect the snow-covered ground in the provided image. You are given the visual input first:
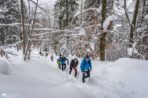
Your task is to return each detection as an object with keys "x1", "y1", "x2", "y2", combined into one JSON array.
[
  {"x1": 0, "y1": 49, "x2": 148, "y2": 98},
  {"x1": 0, "y1": 59, "x2": 9, "y2": 74}
]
